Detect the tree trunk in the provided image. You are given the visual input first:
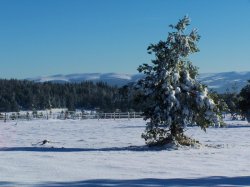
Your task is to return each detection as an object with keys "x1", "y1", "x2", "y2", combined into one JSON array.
[{"x1": 170, "y1": 124, "x2": 183, "y2": 137}]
